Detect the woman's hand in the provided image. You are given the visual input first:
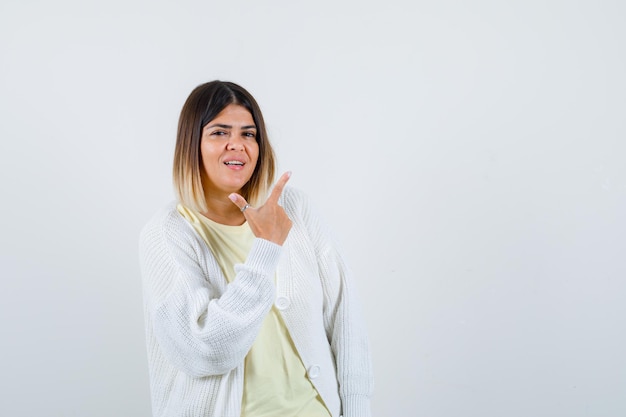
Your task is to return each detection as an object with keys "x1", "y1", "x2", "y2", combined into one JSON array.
[{"x1": 228, "y1": 172, "x2": 293, "y2": 246}]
